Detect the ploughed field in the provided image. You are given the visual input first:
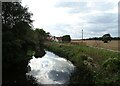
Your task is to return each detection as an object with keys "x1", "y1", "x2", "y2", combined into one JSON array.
[{"x1": 71, "y1": 40, "x2": 119, "y2": 52}]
